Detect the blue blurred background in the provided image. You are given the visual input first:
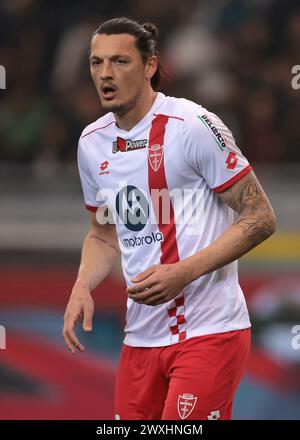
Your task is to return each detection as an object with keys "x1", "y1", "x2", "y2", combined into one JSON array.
[{"x1": 0, "y1": 0, "x2": 300, "y2": 420}]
